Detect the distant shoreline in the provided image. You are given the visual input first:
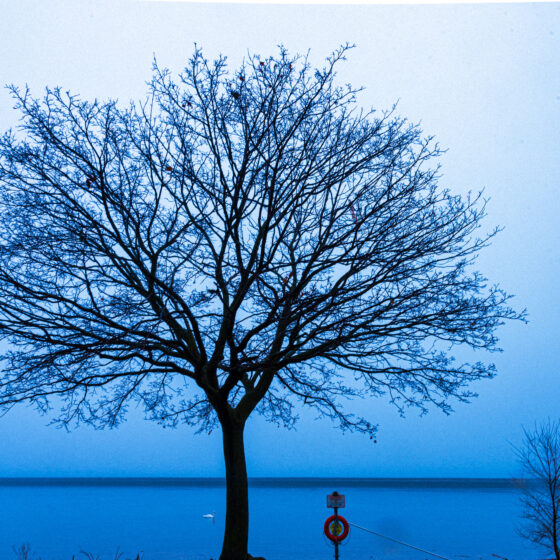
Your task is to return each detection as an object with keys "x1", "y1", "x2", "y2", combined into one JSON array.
[{"x1": 0, "y1": 477, "x2": 537, "y2": 488}]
